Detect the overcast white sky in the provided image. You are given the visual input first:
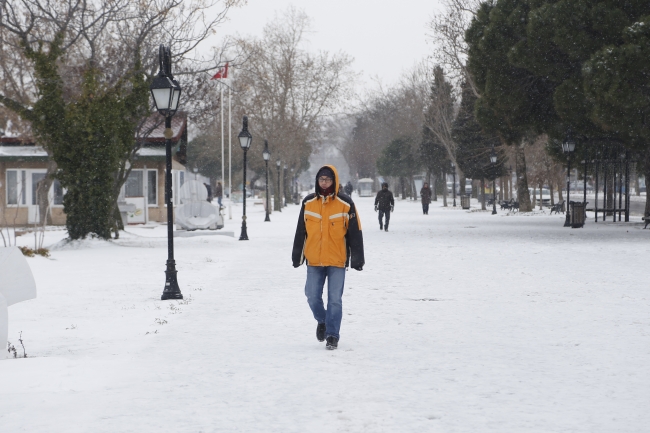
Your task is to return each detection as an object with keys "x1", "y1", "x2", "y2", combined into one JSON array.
[{"x1": 211, "y1": 0, "x2": 443, "y2": 91}]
